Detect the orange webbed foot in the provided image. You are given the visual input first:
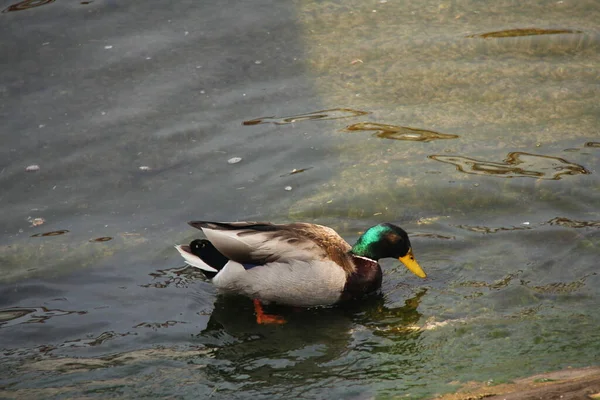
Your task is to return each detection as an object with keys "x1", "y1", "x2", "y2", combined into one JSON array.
[{"x1": 253, "y1": 299, "x2": 286, "y2": 325}]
